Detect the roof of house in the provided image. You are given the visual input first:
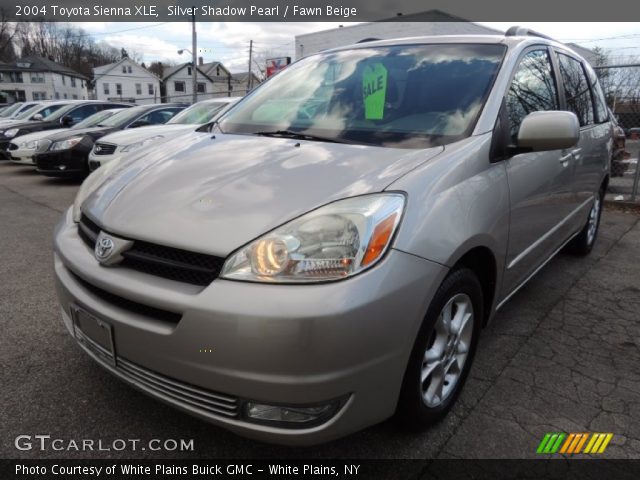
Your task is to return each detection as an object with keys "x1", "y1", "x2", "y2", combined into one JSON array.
[
  {"x1": 162, "y1": 62, "x2": 215, "y2": 82},
  {"x1": 200, "y1": 61, "x2": 231, "y2": 77},
  {"x1": 0, "y1": 56, "x2": 88, "y2": 80},
  {"x1": 93, "y1": 57, "x2": 160, "y2": 80},
  {"x1": 230, "y1": 71, "x2": 260, "y2": 83}
]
